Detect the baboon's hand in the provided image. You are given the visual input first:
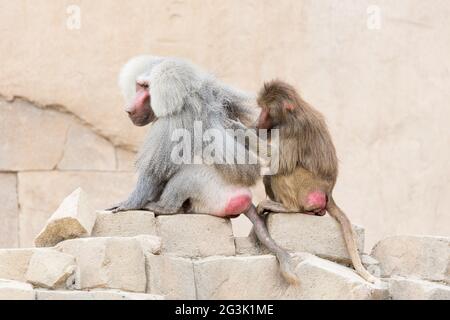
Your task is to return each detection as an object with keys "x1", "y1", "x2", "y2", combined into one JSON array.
[
  {"x1": 257, "y1": 200, "x2": 291, "y2": 215},
  {"x1": 256, "y1": 204, "x2": 267, "y2": 215},
  {"x1": 106, "y1": 202, "x2": 122, "y2": 211},
  {"x1": 256, "y1": 201, "x2": 273, "y2": 215}
]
